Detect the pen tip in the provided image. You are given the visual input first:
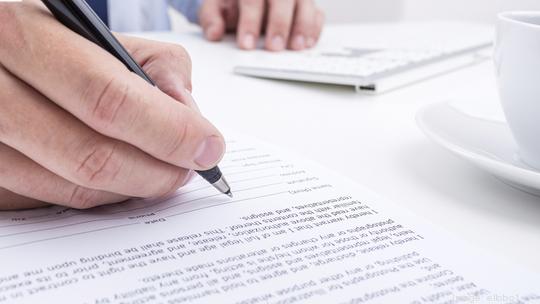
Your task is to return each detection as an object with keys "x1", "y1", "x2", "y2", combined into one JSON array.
[{"x1": 226, "y1": 191, "x2": 233, "y2": 198}]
